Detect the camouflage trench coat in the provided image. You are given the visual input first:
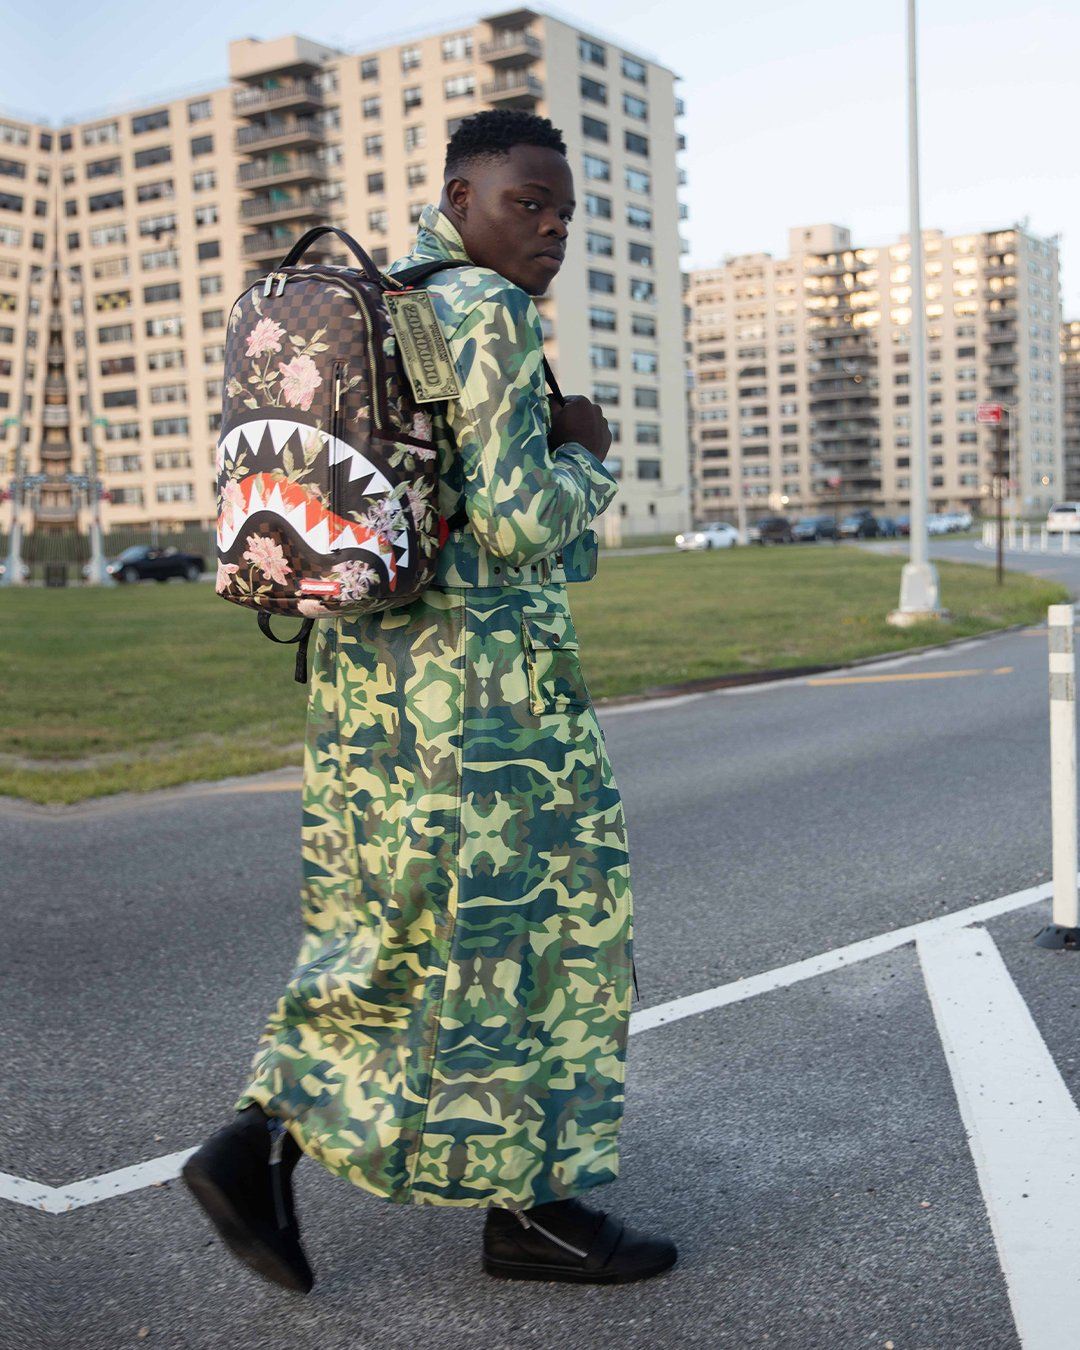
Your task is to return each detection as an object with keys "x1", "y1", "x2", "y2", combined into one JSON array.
[{"x1": 234, "y1": 204, "x2": 634, "y2": 1210}]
